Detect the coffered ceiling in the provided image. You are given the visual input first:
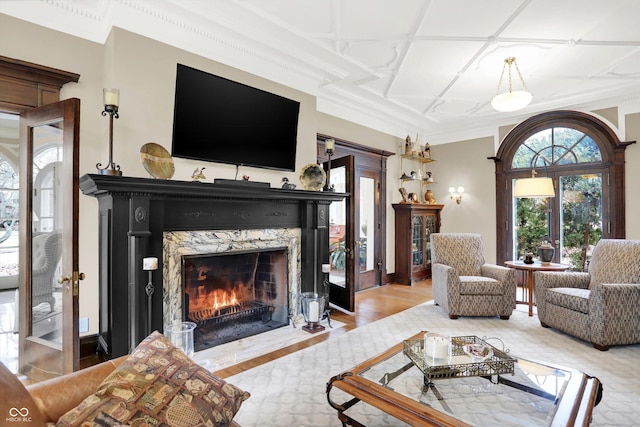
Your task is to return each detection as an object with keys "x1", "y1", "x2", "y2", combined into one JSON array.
[{"x1": 3, "y1": 0, "x2": 640, "y2": 144}]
